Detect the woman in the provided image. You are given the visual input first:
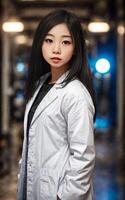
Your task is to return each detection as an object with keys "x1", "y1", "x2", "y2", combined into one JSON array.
[{"x1": 17, "y1": 9, "x2": 96, "y2": 200}]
